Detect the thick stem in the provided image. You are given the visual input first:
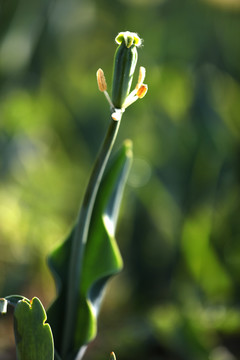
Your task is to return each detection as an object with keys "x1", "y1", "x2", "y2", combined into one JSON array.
[{"x1": 61, "y1": 116, "x2": 122, "y2": 359}]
